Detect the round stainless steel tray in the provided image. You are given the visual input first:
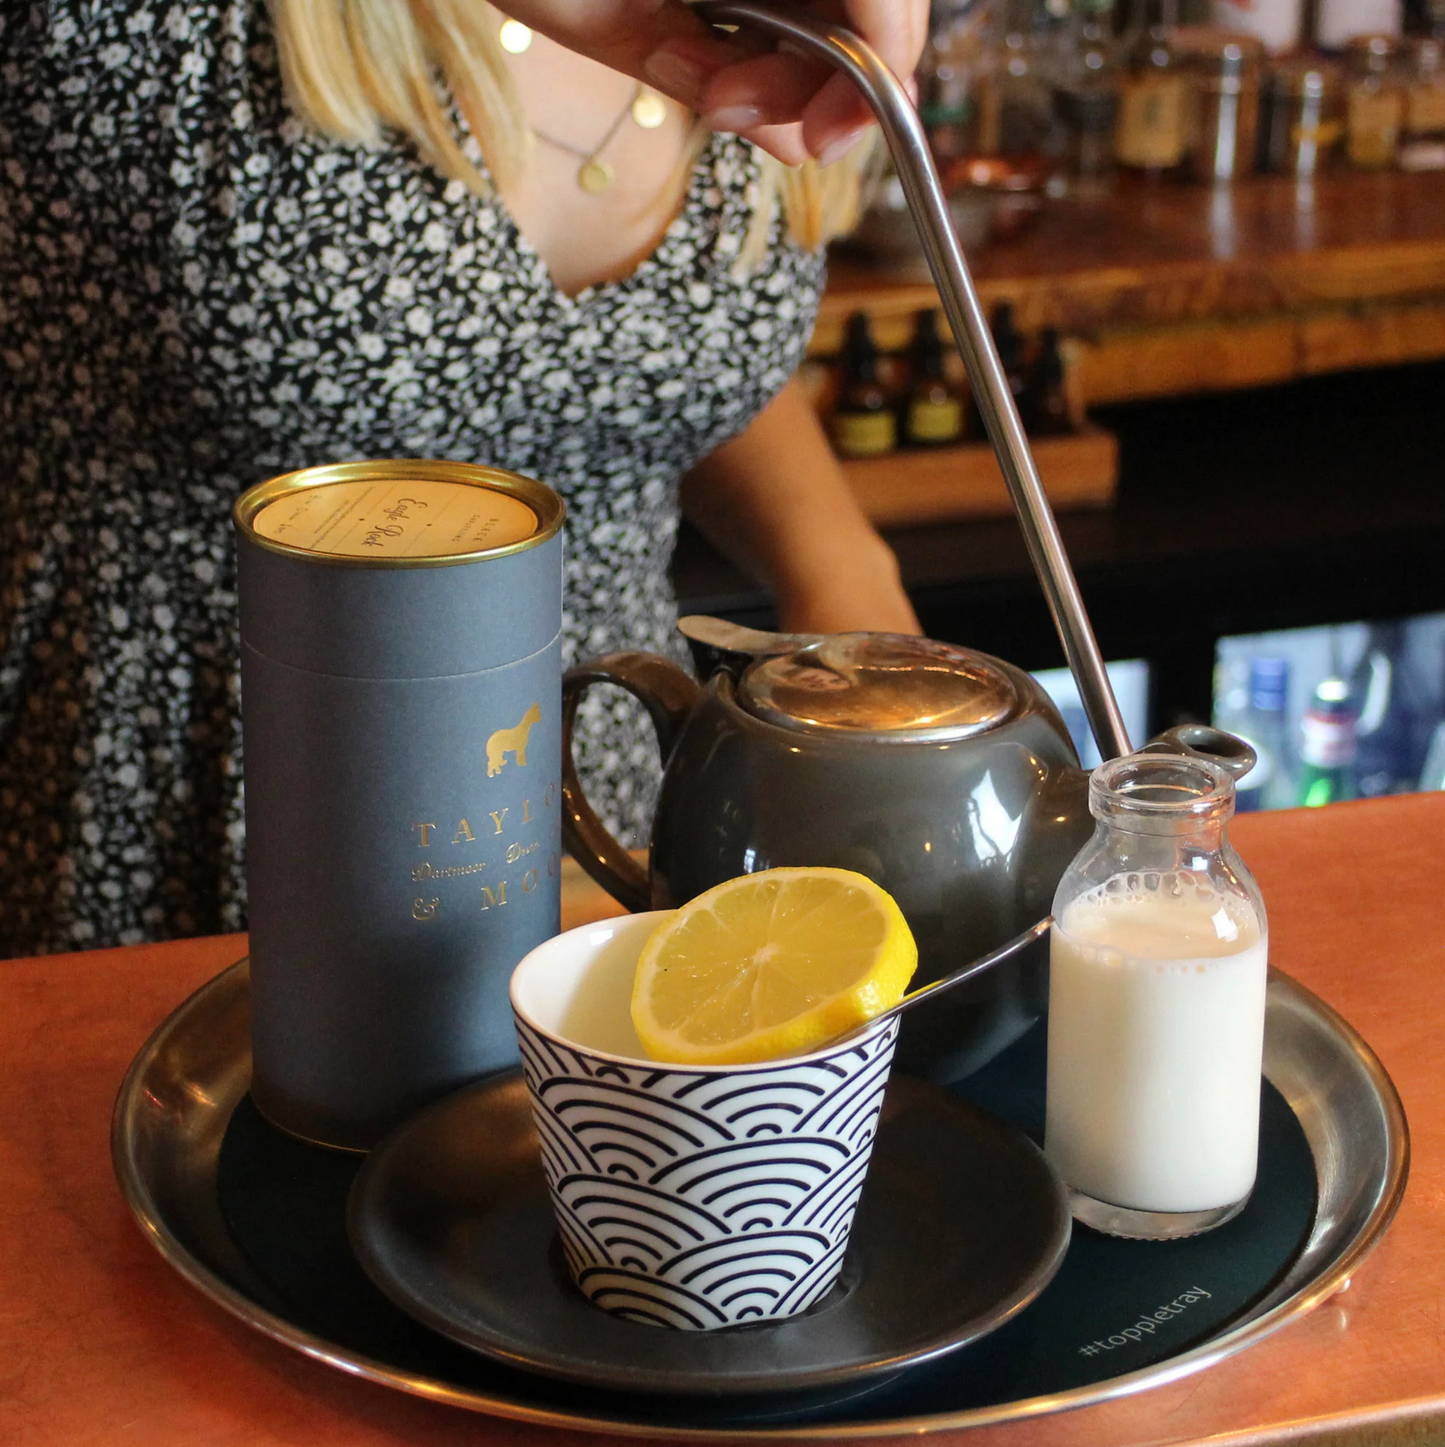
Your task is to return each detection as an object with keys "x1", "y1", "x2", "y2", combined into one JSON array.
[{"x1": 112, "y1": 960, "x2": 1408, "y2": 1440}]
